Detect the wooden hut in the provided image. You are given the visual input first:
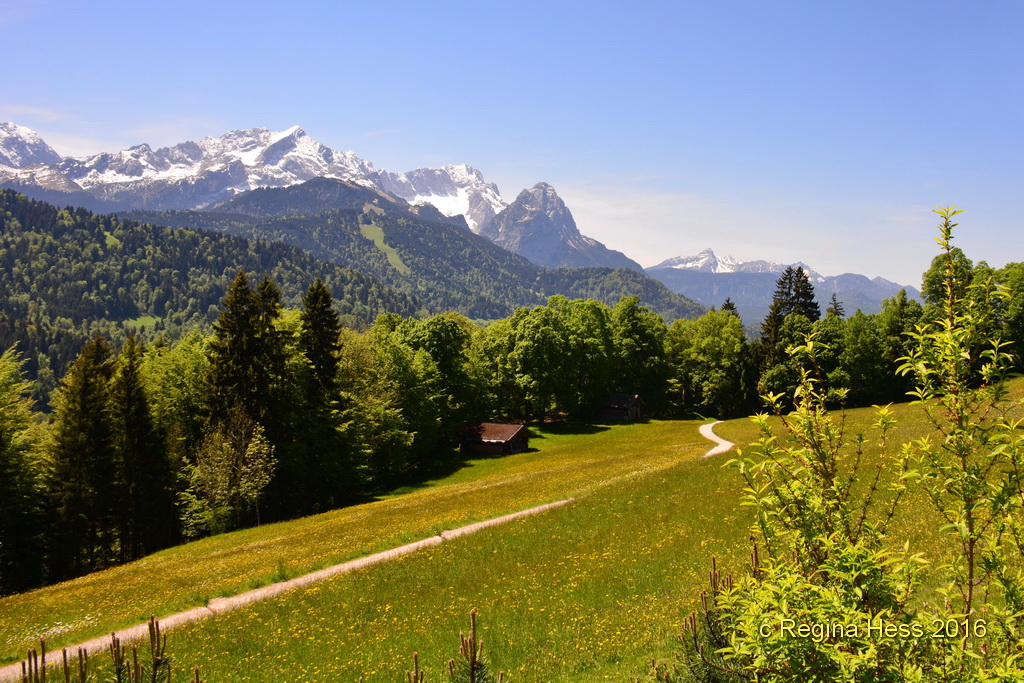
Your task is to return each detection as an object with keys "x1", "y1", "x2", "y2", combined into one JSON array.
[
  {"x1": 460, "y1": 423, "x2": 531, "y2": 456},
  {"x1": 598, "y1": 393, "x2": 646, "y2": 421}
]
